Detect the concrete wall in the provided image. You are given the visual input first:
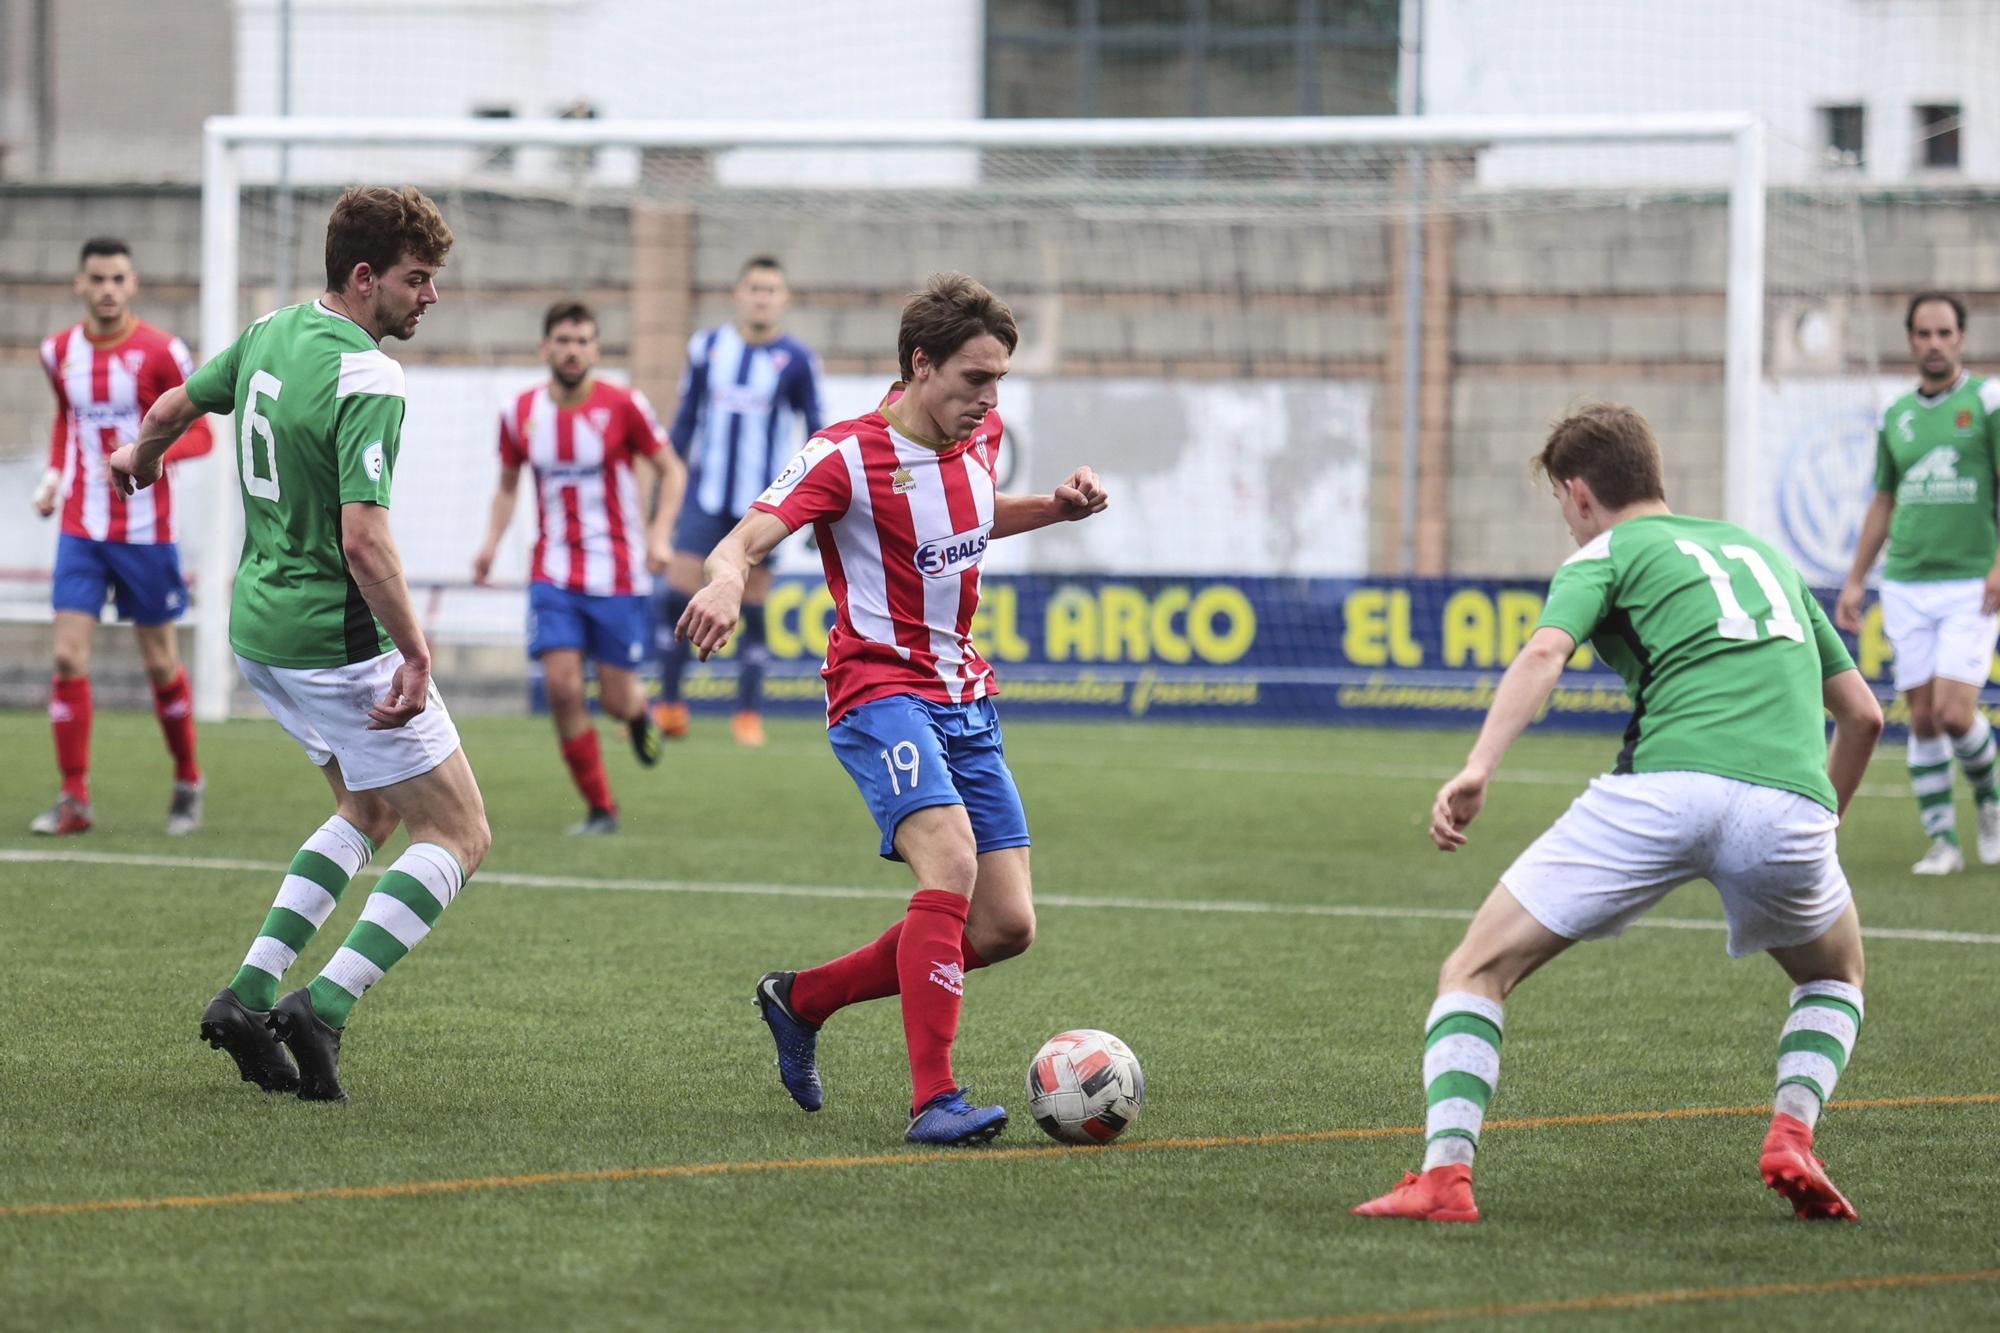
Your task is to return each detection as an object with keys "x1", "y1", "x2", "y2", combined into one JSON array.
[{"x1": 9, "y1": 183, "x2": 2000, "y2": 578}]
